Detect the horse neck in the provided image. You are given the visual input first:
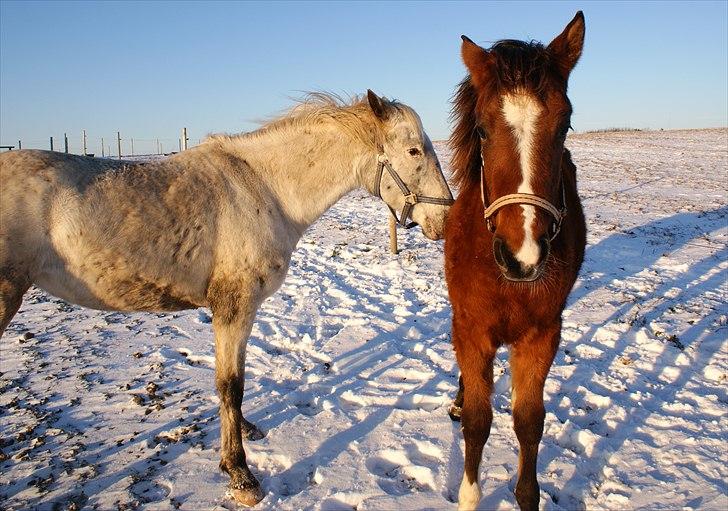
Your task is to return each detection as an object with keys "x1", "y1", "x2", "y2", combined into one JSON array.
[{"x1": 232, "y1": 124, "x2": 376, "y2": 233}]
